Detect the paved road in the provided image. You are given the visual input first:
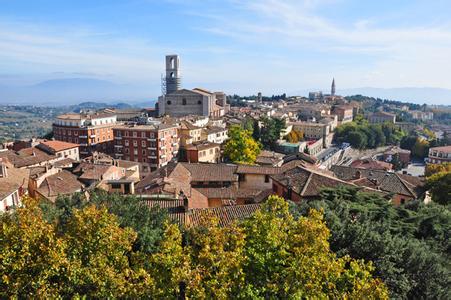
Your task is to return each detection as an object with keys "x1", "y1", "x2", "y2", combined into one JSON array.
[{"x1": 339, "y1": 146, "x2": 391, "y2": 166}]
